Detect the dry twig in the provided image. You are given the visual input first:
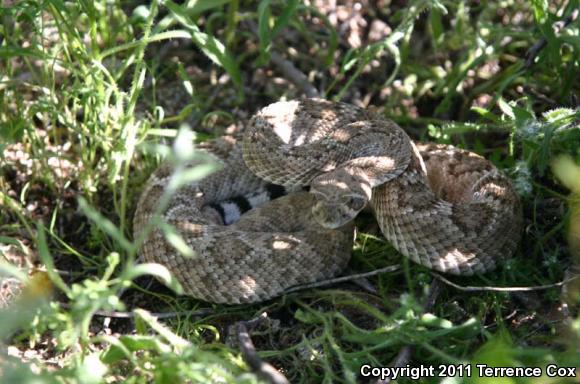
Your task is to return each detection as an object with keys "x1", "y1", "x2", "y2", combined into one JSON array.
[
  {"x1": 525, "y1": 9, "x2": 579, "y2": 68},
  {"x1": 236, "y1": 313, "x2": 290, "y2": 384},
  {"x1": 284, "y1": 264, "x2": 400, "y2": 294},
  {"x1": 377, "y1": 279, "x2": 442, "y2": 384},
  {"x1": 433, "y1": 273, "x2": 580, "y2": 292},
  {"x1": 245, "y1": 20, "x2": 320, "y2": 98}
]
